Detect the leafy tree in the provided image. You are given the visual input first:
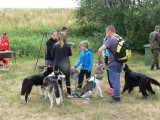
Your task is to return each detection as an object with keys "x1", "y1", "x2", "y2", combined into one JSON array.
[{"x1": 75, "y1": 0, "x2": 160, "y2": 52}]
